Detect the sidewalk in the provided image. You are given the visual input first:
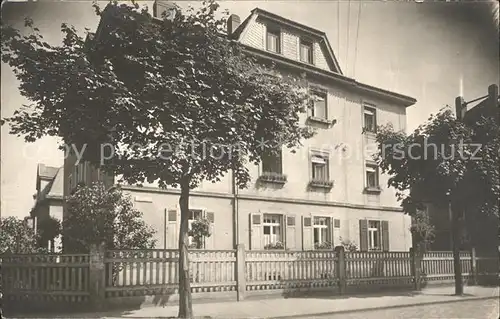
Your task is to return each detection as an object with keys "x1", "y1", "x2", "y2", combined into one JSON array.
[
  {"x1": 8, "y1": 286, "x2": 500, "y2": 318},
  {"x1": 105, "y1": 286, "x2": 499, "y2": 318}
]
